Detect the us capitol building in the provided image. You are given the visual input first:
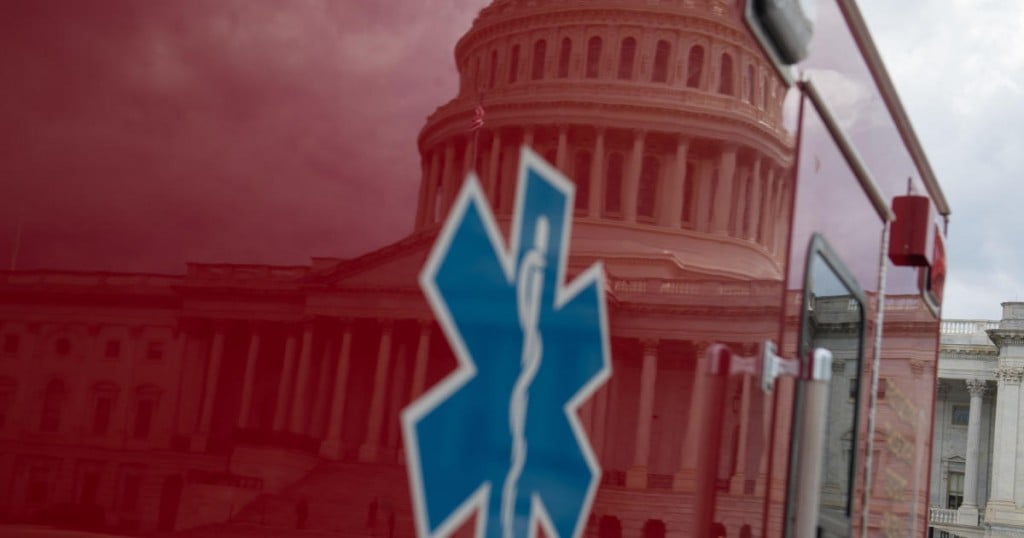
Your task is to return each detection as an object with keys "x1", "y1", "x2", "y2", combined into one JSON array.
[{"x1": 1, "y1": 0, "x2": 809, "y2": 536}]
